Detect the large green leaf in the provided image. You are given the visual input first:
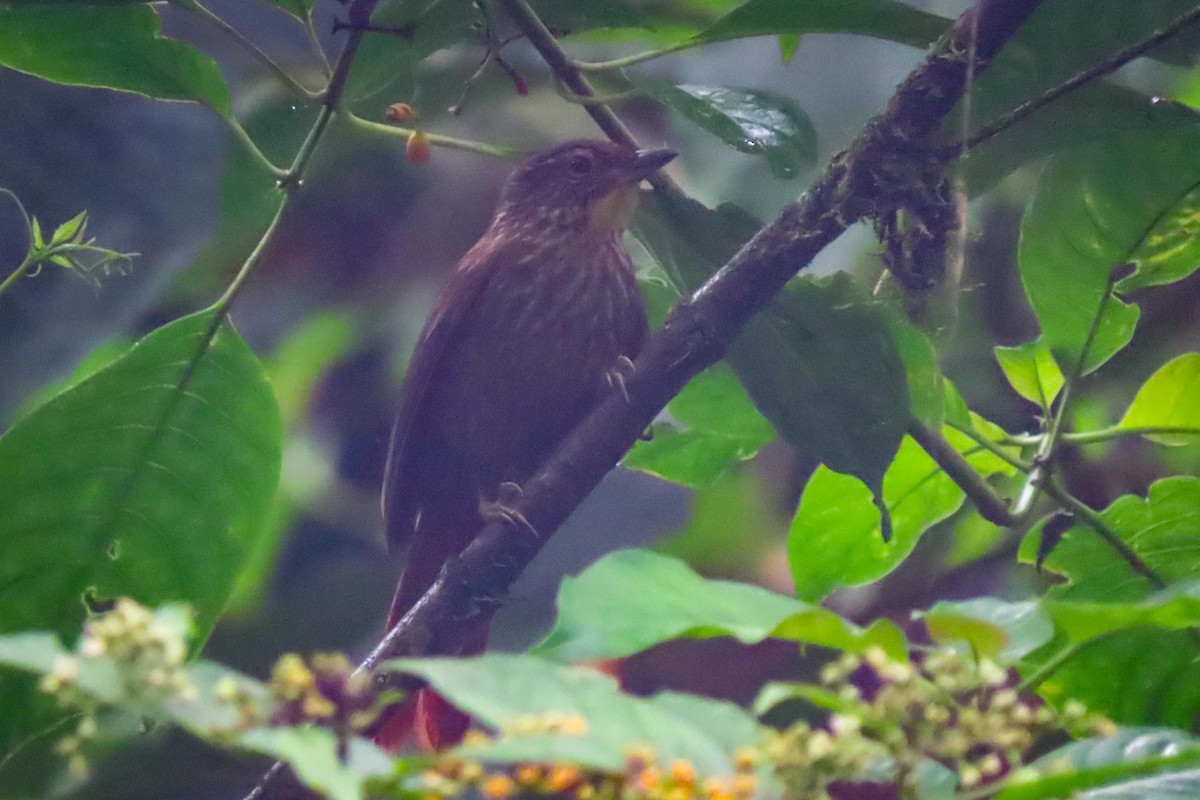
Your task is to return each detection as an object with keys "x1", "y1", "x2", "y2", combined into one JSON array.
[
  {"x1": 699, "y1": 0, "x2": 948, "y2": 50},
  {"x1": 533, "y1": 549, "x2": 905, "y2": 662},
  {"x1": 1018, "y1": 131, "x2": 1200, "y2": 374},
  {"x1": 1117, "y1": 354, "x2": 1200, "y2": 446},
  {"x1": 0, "y1": 4, "x2": 231, "y2": 116},
  {"x1": 789, "y1": 426, "x2": 1015, "y2": 602},
  {"x1": 925, "y1": 585, "x2": 1200, "y2": 667},
  {"x1": 923, "y1": 598, "x2": 1054, "y2": 663},
  {"x1": 956, "y1": 0, "x2": 1200, "y2": 192},
  {"x1": 1023, "y1": 476, "x2": 1200, "y2": 603},
  {"x1": 1019, "y1": 478, "x2": 1200, "y2": 726},
  {"x1": 0, "y1": 309, "x2": 282, "y2": 640},
  {"x1": 633, "y1": 194, "x2": 914, "y2": 498},
  {"x1": 640, "y1": 83, "x2": 817, "y2": 179},
  {"x1": 387, "y1": 654, "x2": 765, "y2": 777},
  {"x1": 623, "y1": 363, "x2": 775, "y2": 487},
  {"x1": 731, "y1": 274, "x2": 911, "y2": 497},
  {"x1": 994, "y1": 729, "x2": 1200, "y2": 800}
]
